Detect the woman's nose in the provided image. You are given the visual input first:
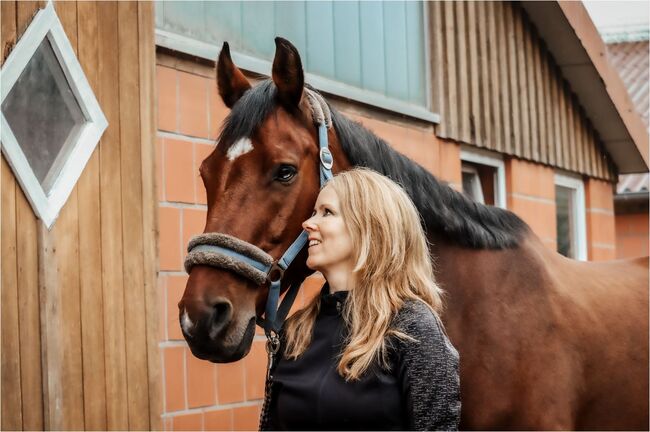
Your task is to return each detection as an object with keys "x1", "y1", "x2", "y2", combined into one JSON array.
[{"x1": 302, "y1": 217, "x2": 317, "y2": 231}]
